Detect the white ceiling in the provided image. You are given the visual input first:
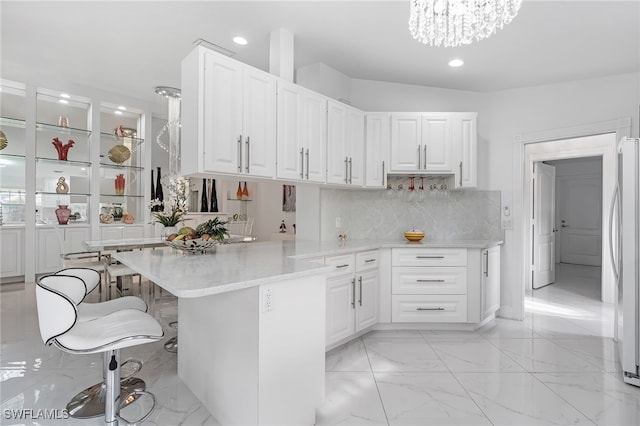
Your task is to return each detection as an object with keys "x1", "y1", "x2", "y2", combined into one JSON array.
[{"x1": 1, "y1": 1, "x2": 639, "y2": 104}]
